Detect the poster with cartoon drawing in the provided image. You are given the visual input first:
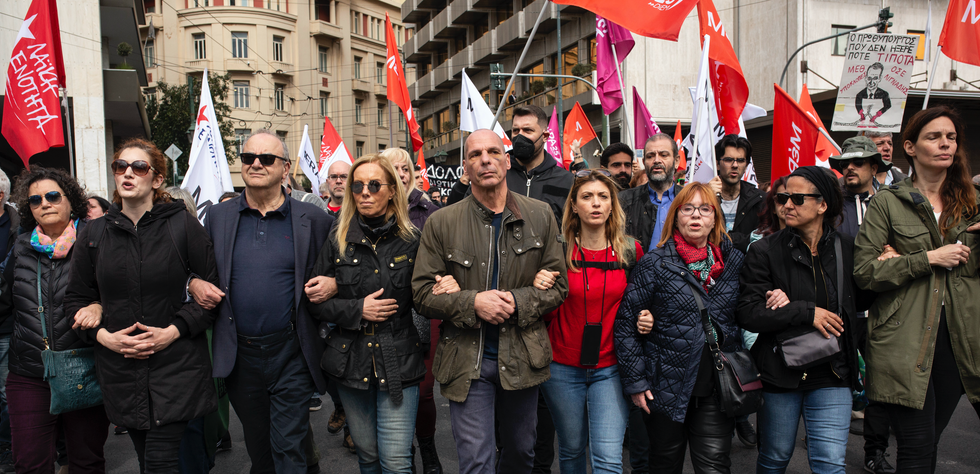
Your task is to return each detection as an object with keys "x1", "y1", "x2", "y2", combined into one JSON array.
[{"x1": 832, "y1": 33, "x2": 919, "y2": 132}]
